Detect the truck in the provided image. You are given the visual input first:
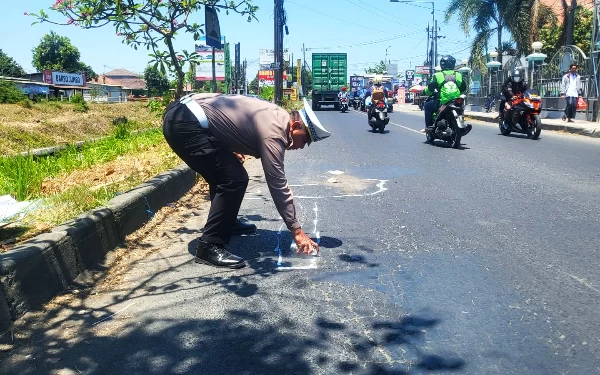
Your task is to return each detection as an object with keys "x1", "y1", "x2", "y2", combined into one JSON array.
[{"x1": 311, "y1": 53, "x2": 347, "y2": 111}]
